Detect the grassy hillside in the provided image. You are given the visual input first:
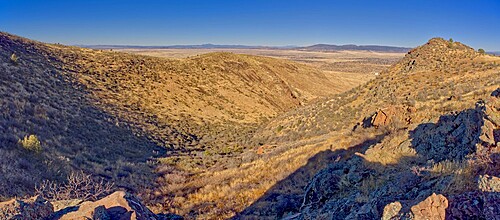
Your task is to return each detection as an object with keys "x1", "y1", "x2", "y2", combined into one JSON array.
[{"x1": 0, "y1": 32, "x2": 350, "y2": 200}]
